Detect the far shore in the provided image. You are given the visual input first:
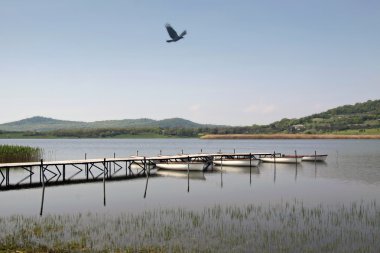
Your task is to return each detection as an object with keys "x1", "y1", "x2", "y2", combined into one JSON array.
[{"x1": 200, "y1": 134, "x2": 380, "y2": 139}]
